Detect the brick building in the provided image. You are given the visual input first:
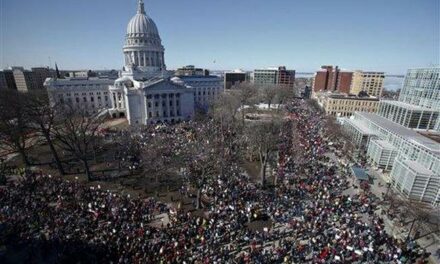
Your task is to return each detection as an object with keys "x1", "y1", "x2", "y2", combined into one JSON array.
[{"x1": 313, "y1": 65, "x2": 353, "y2": 93}]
